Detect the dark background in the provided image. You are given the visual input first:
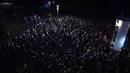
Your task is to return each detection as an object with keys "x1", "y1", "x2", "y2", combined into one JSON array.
[{"x1": 0, "y1": 0, "x2": 130, "y2": 19}]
